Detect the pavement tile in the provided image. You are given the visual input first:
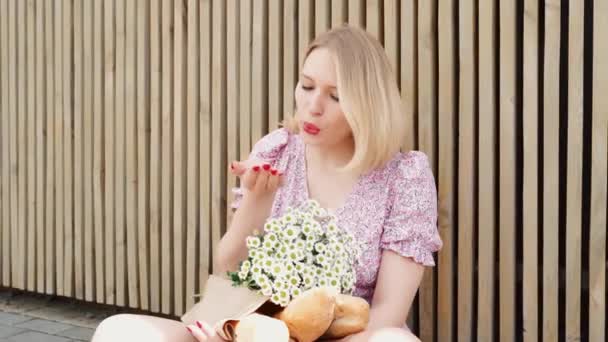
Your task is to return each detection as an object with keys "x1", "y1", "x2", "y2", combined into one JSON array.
[
  {"x1": 14, "y1": 319, "x2": 73, "y2": 335},
  {"x1": 0, "y1": 313, "x2": 31, "y2": 326},
  {"x1": 55, "y1": 326, "x2": 94, "y2": 341},
  {"x1": 0, "y1": 326, "x2": 26, "y2": 338},
  {"x1": 6, "y1": 331, "x2": 72, "y2": 342}
]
